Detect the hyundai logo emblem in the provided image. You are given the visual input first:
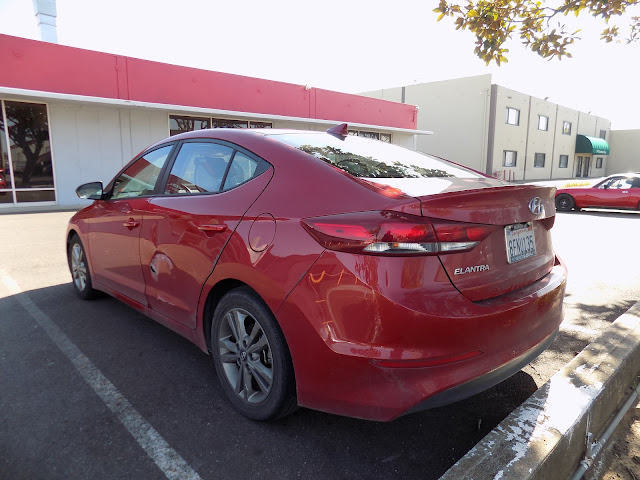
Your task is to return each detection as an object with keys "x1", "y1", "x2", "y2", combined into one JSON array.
[{"x1": 529, "y1": 197, "x2": 544, "y2": 215}]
